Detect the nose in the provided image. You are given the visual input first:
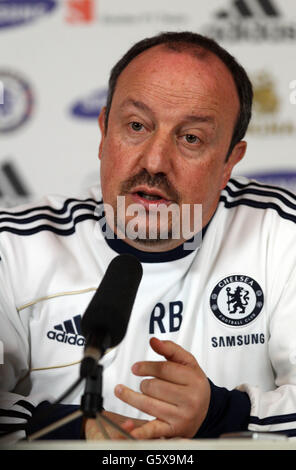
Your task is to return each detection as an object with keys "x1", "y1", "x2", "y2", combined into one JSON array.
[{"x1": 138, "y1": 131, "x2": 173, "y2": 176}]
